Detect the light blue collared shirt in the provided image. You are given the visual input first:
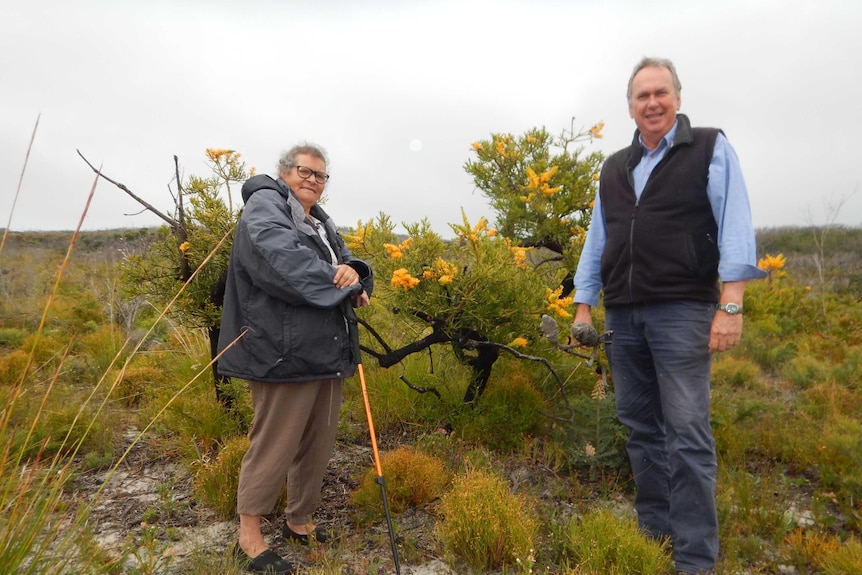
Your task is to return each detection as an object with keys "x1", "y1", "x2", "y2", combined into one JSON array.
[{"x1": 573, "y1": 119, "x2": 767, "y2": 308}]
